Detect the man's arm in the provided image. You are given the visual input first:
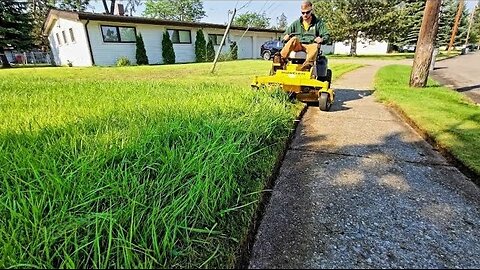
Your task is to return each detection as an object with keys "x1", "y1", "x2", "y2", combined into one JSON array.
[{"x1": 317, "y1": 19, "x2": 330, "y2": 45}]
